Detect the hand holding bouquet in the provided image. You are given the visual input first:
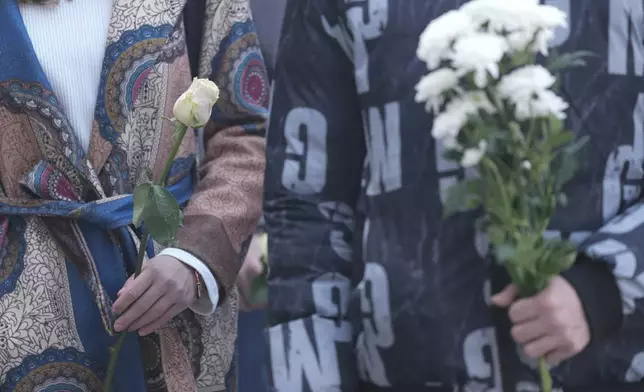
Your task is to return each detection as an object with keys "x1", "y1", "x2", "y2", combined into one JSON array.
[{"x1": 415, "y1": 1, "x2": 590, "y2": 390}]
